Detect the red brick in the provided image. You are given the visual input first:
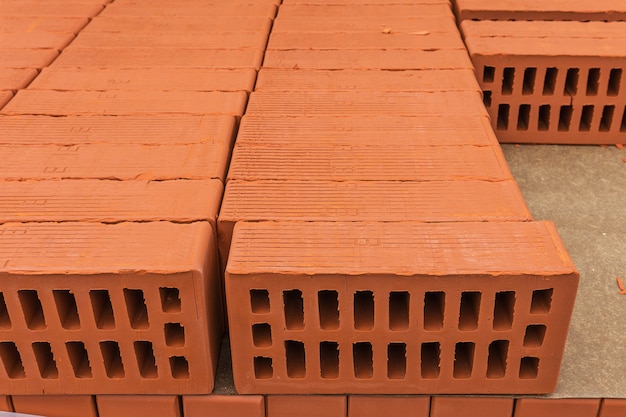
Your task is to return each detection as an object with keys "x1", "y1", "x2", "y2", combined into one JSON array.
[
  {"x1": 83, "y1": 16, "x2": 272, "y2": 33},
  {"x1": 101, "y1": 3, "x2": 277, "y2": 18},
  {"x1": 0, "y1": 2, "x2": 104, "y2": 17},
  {"x1": 599, "y1": 399, "x2": 626, "y2": 417},
  {"x1": 12, "y1": 395, "x2": 96, "y2": 417},
  {"x1": 1, "y1": 49, "x2": 58, "y2": 69},
  {"x1": 0, "y1": 68, "x2": 38, "y2": 91},
  {"x1": 0, "y1": 91, "x2": 13, "y2": 109},
  {"x1": 183, "y1": 395, "x2": 265, "y2": 417},
  {"x1": 279, "y1": 3, "x2": 452, "y2": 18},
  {"x1": 97, "y1": 395, "x2": 181, "y2": 417},
  {"x1": 431, "y1": 396, "x2": 514, "y2": 417},
  {"x1": 266, "y1": 395, "x2": 346, "y2": 417},
  {"x1": 272, "y1": 16, "x2": 458, "y2": 33},
  {"x1": 461, "y1": 20, "x2": 626, "y2": 40},
  {"x1": 514, "y1": 398, "x2": 600, "y2": 417},
  {"x1": 71, "y1": 31, "x2": 268, "y2": 49},
  {"x1": 0, "y1": 16, "x2": 88, "y2": 33},
  {"x1": 0, "y1": 32, "x2": 75, "y2": 50},
  {"x1": 0, "y1": 395, "x2": 12, "y2": 411},
  {"x1": 348, "y1": 396, "x2": 429, "y2": 417}
]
